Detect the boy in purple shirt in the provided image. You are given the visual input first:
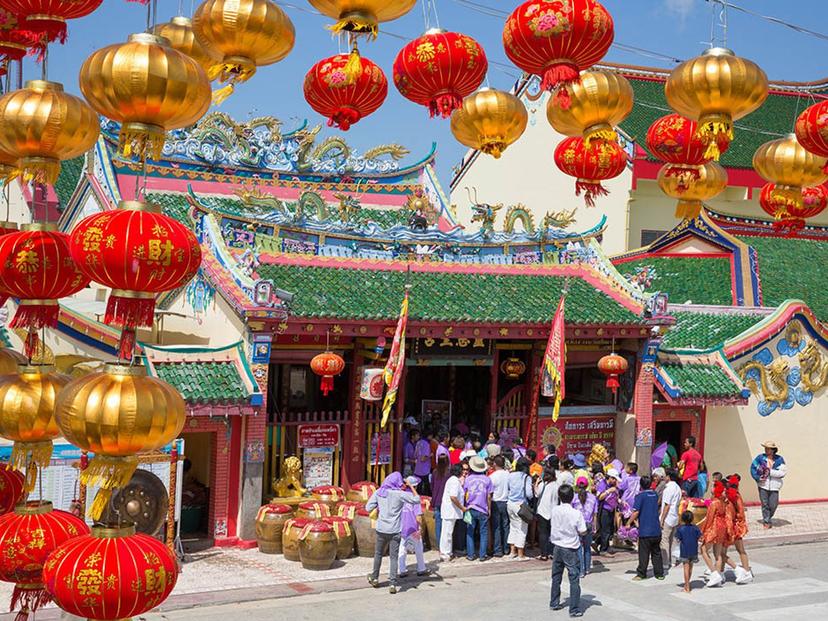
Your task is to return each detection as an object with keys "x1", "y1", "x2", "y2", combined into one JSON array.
[
  {"x1": 463, "y1": 456, "x2": 493, "y2": 561},
  {"x1": 596, "y1": 469, "x2": 620, "y2": 554}
]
